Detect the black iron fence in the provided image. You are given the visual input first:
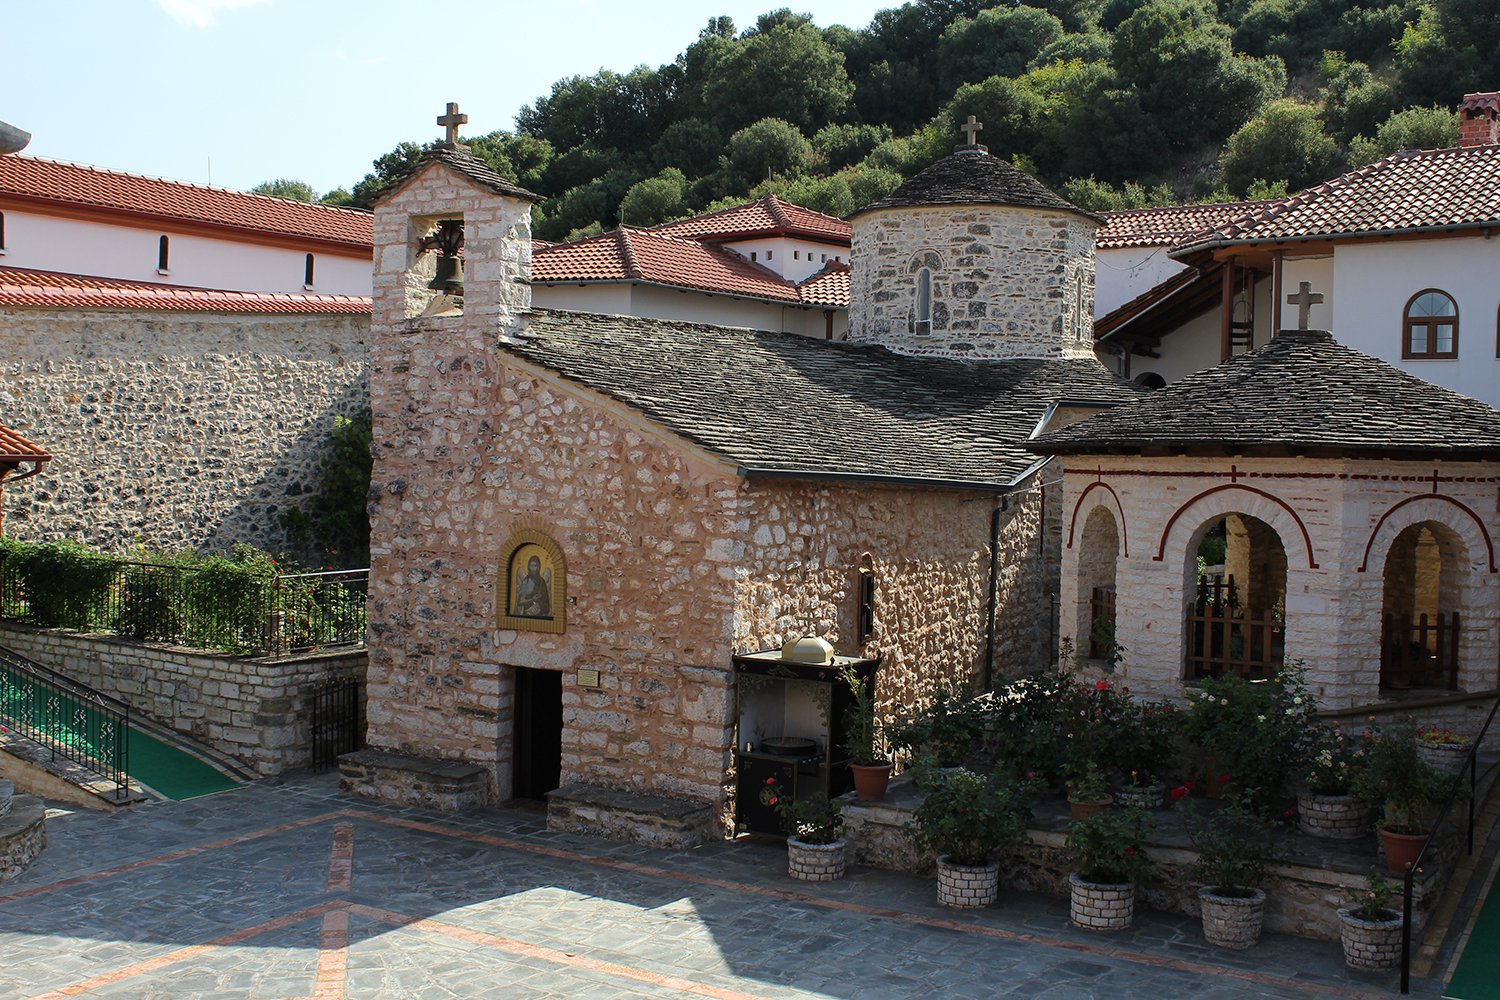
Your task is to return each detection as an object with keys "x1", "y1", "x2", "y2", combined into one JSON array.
[
  {"x1": 309, "y1": 674, "x2": 364, "y2": 771},
  {"x1": 0, "y1": 553, "x2": 367, "y2": 657},
  {"x1": 1400, "y1": 691, "x2": 1499, "y2": 993},
  {"x1": 0, "y1": 643, "x2": 129, "y2": 799}
]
